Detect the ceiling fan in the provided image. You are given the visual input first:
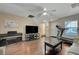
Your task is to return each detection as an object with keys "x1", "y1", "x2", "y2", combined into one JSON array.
[
  {"x1": 36, "y1": 8, "x2": 56, "y2": 17},
  {"x1": 28, "y1": 8, "x2": 56, "y2": 20}
]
